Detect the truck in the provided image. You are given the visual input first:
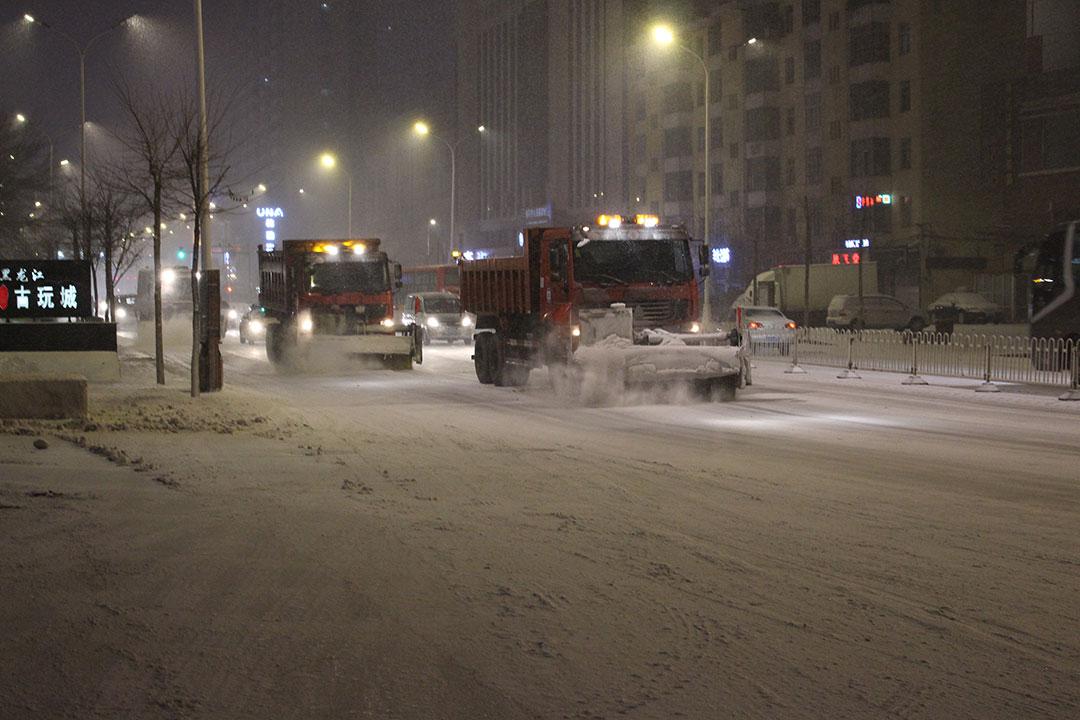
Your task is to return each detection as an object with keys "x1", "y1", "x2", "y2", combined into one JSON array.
[
  {"x1": 460, "y1": 215, "x2": 747, "y2": 400},
  {"x1": 136, "y1": 266, "x2": 193, "y2": 322},
  {"x1": 257, "y1": 239, "x2": 421, "y2": 369},
  {"x1": 733, "y1": 261, "x2": 879, "y2": 326}
]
